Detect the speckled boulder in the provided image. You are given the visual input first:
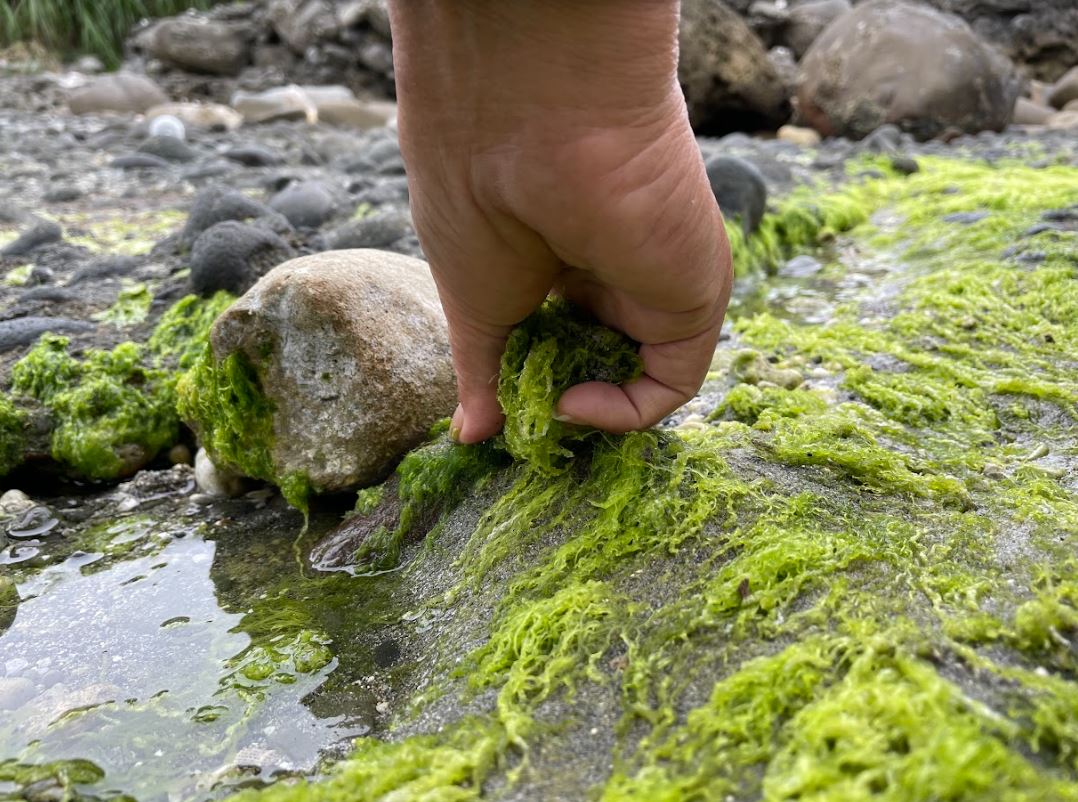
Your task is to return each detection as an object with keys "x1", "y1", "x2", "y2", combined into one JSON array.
[
  {"x1": 797, "y1": 0, "x2": 1021, "y2": 140},
  {"x1": 208, "y1": 249, "x2": 457, "y2": 491}
]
